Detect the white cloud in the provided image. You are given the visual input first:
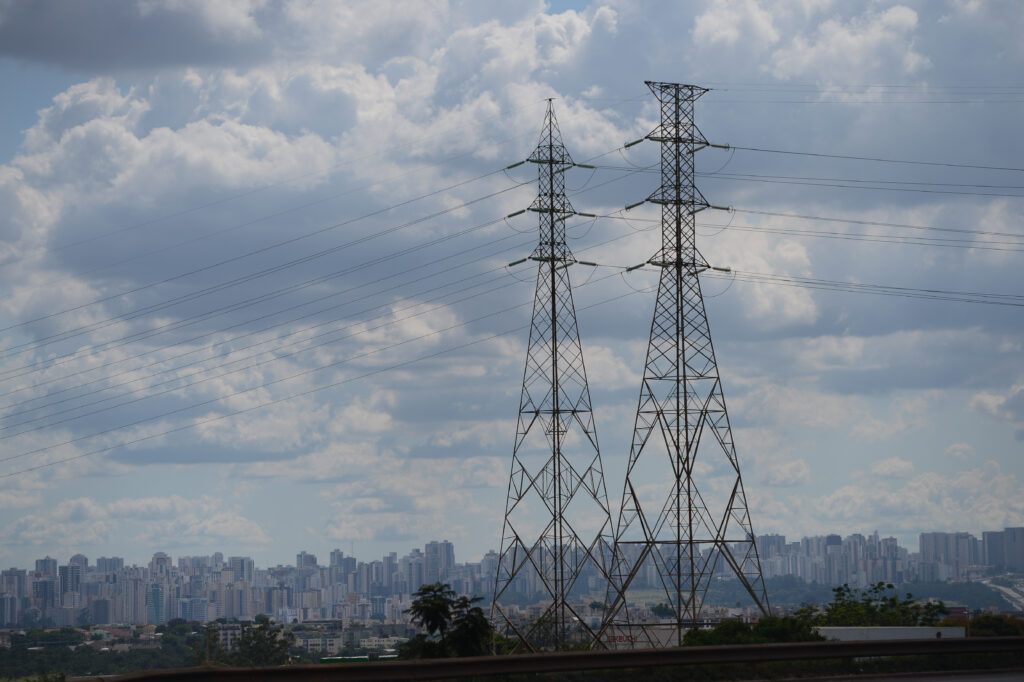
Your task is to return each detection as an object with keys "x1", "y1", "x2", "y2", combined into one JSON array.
[
  {"x1": 763, "y1": 457, "x2": 811, "y2": 486},
  {"x1": 869, "y1": 456, "x2": 913, "y2": 478},
  {"x1": 754, "y1": 461, "x2": 1024, "y2": 540},
  {"x1": 945, "y1": 442, "x2": 974, "y2": 460},
  {"x1": 0, "y1": 494, "x2": 269, "y2": 557},
  {"x1": 0, "y1": 1, "x2": 1021, "y2": 568},
  {"x1": 970, "y1": 384, "x2": 1024, "y2": 440},
  {"x1": 770, "y1": 5, "x2": 930, "y2": 81},
  {"x1": 694, "y1": 0, "x2": 780, "y2": 47}
]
